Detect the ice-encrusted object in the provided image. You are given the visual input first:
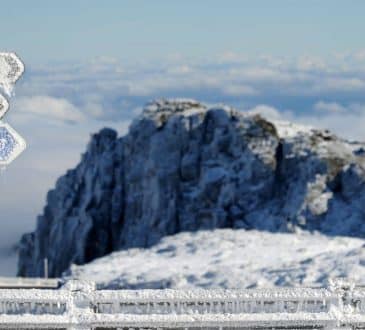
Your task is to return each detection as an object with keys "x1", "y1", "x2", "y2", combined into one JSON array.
[
  {"x1": 0, "y1": 94, "x2": 9, "y2": 119},
  {"x1": 0, "y1": 52, "x2": 26, "y2": 167},
  {"x1": 0, "y1": 121, "x2": 26, "y2": 166},
  {"x1": 0, "y1": 52, "x2": 25, "y2": 96}
]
